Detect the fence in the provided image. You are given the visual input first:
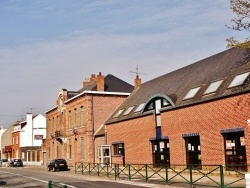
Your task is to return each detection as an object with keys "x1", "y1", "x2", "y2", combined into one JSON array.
[
  {"x1": 75, "y1": 163, "x2": 247, "y2": 187},
  {"x1": 48, "y1": 180, "x2": 67, "y2": 188}
]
